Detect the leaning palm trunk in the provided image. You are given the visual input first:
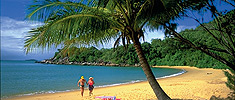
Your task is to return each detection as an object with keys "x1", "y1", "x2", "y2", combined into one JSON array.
[
  {"x1": 24, "y1": 0, "x2": 179, "y2": 99},
  {"x1": 133, "y1": 39, "x2": 171, "y2": 100}
]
